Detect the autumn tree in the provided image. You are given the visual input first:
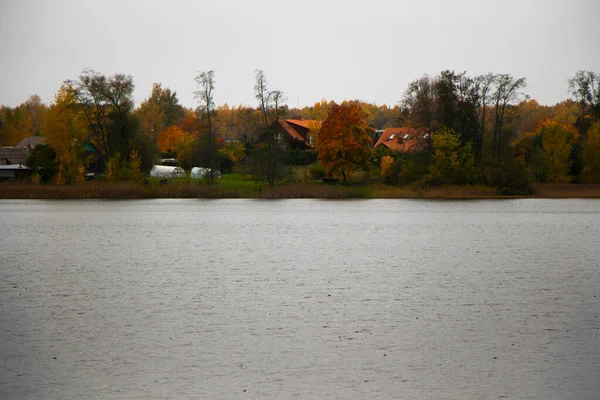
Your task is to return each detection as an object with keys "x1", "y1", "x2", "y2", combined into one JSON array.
[
  {"x1": 568, "y1": 71, "x2": 599, "y2": 122},
  {"x1": 176, "y1": 111, "x2": 204, "y2": 169},
  {"x1": 212, "y1": 104, "x2": 262, "y2": 142},
  {"x1": 315, "y1": 102, "x2": 373, "y2": 182},
  {"x1": 0, "y1": 95, "x2": 48, "y2": 146},
  {"x1": 551, "y1": 99, "x2": 579, "y2": 126},
  {"x1": 581, "y1": 121, "x2": 600, "y2": 183},
  {"x1": 157, "y1": 125, "x2": 186, "y2": 153},
  {"x1": 510, "y1": 99, "x2": 551, "y2": 139},
  {"x1": 23, "y1": 95, "x2": 47, "y2": 138},
  {"x1": 541, "y1": 120, "x2": 579, "y2": 183},
  {"x1": 135, "y1": 83, "x2": 185, "y2": 143},
  {"x1": 514, "y1": 119, "x2": 579, "y2": 183},
  {"x1": 42, "y1": 85, "x2": 89, "y2": 183},
  {"x1": 429, "y1": 128, "x2": 476, "y2": 185},
  {"x1": 219, "y1": 141, "x2": 248, "y2": 173}
]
